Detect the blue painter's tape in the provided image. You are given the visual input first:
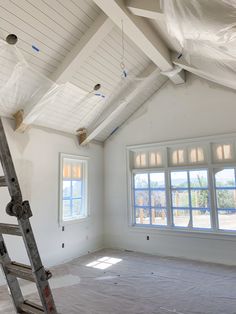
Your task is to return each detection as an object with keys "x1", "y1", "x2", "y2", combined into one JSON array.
[
  {"x1": 32, "y1": 45, "x2": 40, "y2": 52},
  {"x1": 95, "y1": 93, "x2": 105, "y2": 98}
]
